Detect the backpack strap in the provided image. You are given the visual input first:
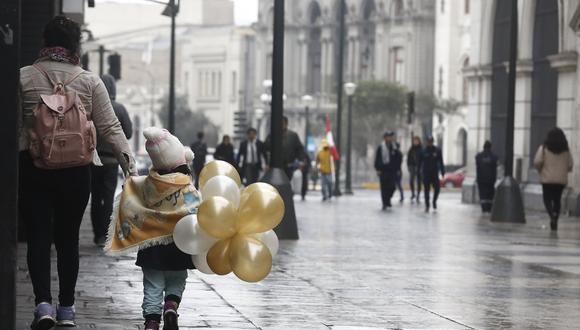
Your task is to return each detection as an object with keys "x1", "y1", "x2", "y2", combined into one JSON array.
[
  {"x1": 64, "y1": 67, "x2": 84, "y2": 86},
  {"x1": 33, "y1": 64, "x2": 84, "y2": 93},
  {"x1": 33, "y1": 64, "x2": 58, "y2": 87}
]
